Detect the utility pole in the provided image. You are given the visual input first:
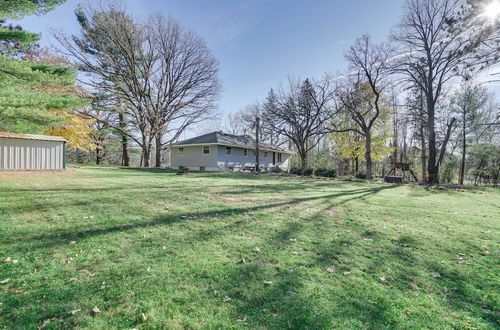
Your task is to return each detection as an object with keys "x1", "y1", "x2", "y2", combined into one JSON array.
[{"x1": 255, "y1": 116, "x2": 260, "y2": 172}]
